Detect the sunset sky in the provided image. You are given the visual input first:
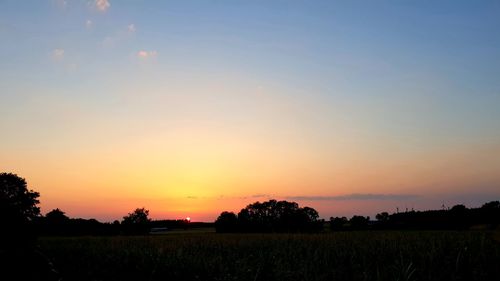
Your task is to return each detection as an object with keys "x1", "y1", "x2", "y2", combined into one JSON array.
[{"x1": 1, "y1": 0, "x2": 500, "y2": 222}]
